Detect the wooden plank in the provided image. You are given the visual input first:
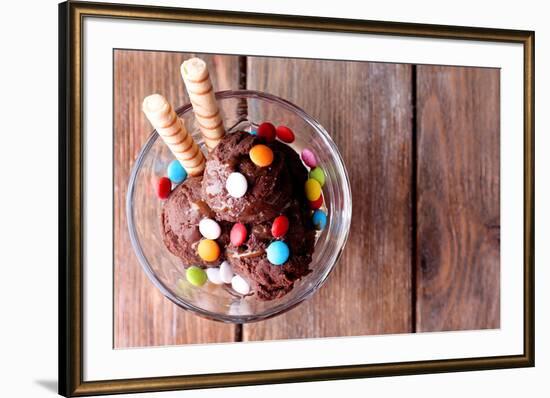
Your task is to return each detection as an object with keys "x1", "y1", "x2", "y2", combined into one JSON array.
[
  {"x1": 113, "y1": 50, "x2": 240, "y2": 348},
  {"x1": 243, "y1": 57, "x2": 414, "y2": 340},
  {"x1": 415, "y1": 66, "x2": 500, "y2": 331}
]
